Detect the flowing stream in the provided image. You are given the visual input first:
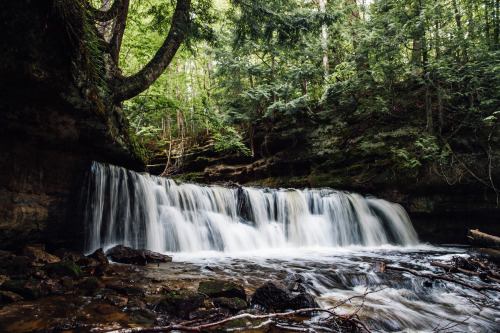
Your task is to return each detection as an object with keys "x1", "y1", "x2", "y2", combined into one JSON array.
[{"x1": 81, "y1": 162, "x2": 500, "y2": 332}]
